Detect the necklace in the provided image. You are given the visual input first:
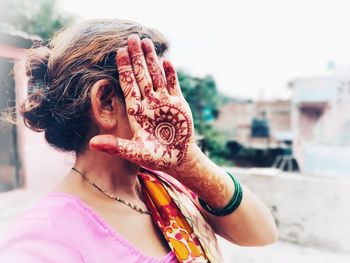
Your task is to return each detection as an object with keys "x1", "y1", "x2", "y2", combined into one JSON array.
[{"x1": 71, "y1": 167, "x2": 152, "y2": 215}]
